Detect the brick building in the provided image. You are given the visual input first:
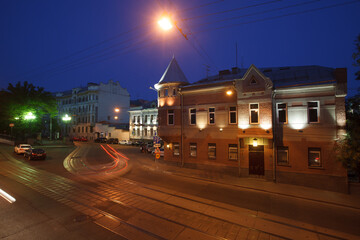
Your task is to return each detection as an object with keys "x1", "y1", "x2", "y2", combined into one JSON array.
[{"x1": 154, "y1": 57, "x2": 347, "y2": 192}]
